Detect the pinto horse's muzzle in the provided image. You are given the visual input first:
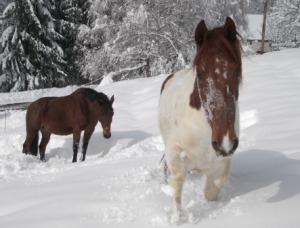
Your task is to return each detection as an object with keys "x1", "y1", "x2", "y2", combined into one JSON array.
[{"x1": 212, "y1": 139, "x2": 239, "y2": 157}]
